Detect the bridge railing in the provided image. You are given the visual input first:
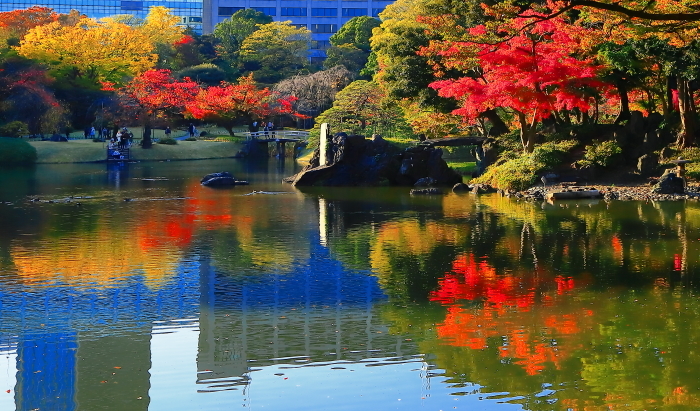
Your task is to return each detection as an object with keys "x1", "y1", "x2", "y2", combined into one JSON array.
[{"x1": 242, "y1": 130, "x2": 310, "y2": 140}]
